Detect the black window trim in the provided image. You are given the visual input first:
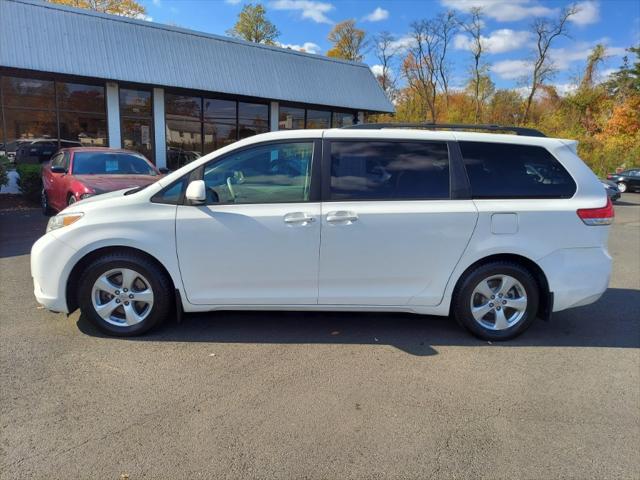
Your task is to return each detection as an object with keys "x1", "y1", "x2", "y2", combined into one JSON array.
[{"x1": 320, "y1": 138, "x2": 471, "y2": 202}]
